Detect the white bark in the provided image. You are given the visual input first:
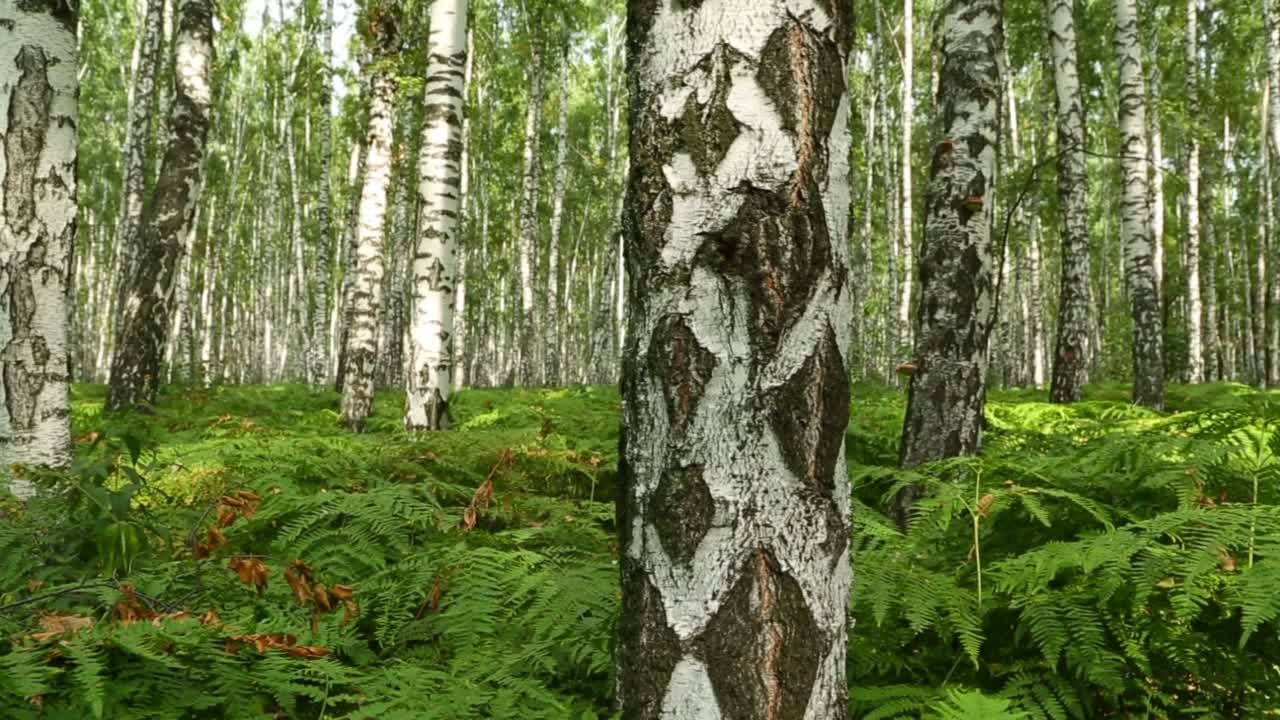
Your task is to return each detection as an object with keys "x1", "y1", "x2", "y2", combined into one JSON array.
[
  {"x1": 1184, "y1": 0, "x2": 1205, "y2": 383},
  {"x1": 1114, "y1": 0, "x2": 1164, "y2": 408},
  {"x1": 545, "y1": 48, "x2": 570, "y2": 387},
  {"x1": 405, "y1": 0, "x2": 468, "y2": 431},
  {"x1": 619, "y1": 3, "x2": 854, "y2": 716},
  {"x1": 340, "y1": 31, "x2": 396, "y2": 431},
  {"x1": 0, "y1": 2, "x2": 77, "y2": 495}
]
